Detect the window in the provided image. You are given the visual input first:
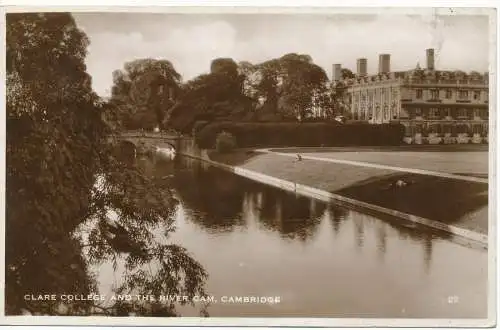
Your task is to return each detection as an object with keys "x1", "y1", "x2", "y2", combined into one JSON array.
[
  {"x1": 429, "y1": 108, "x2": 440, "y2": 119},
  {"x1": 456, "y1": 124, "x2": 468, "y2": 134},
  {"x1": 458, "y1": 90, "x2": 469, "y2": 100},
  {"x1": 414, "y1": 108, "x2": 422, "y2": 117},
  {"x1": 360, "y1": 107, "x2": 366, "y2": 120},
  {"x1": 404, "y1": 125, "x2": 412, "y2": 136},
  {"x1": 444, "y1": 108, "x2": 451, "y2": 118},
  {"x1": 430, "y1": 89, "x2": 439, "y2": 99},
  {"x1": 473, "y1": 91, "x2": 481, "y2": 100},
  {"x1": 429, "y1": 124, "x2": 441, "y2": 134},
  {"x1": 416, "y1": 89, "x2": 423, "y2": 99},
  {"x1": 445, "y1": 90, "x2": 453, "y2": 99},
  {"x1": 458, "y1": 108, "x2": 467, "y2": 118}
]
